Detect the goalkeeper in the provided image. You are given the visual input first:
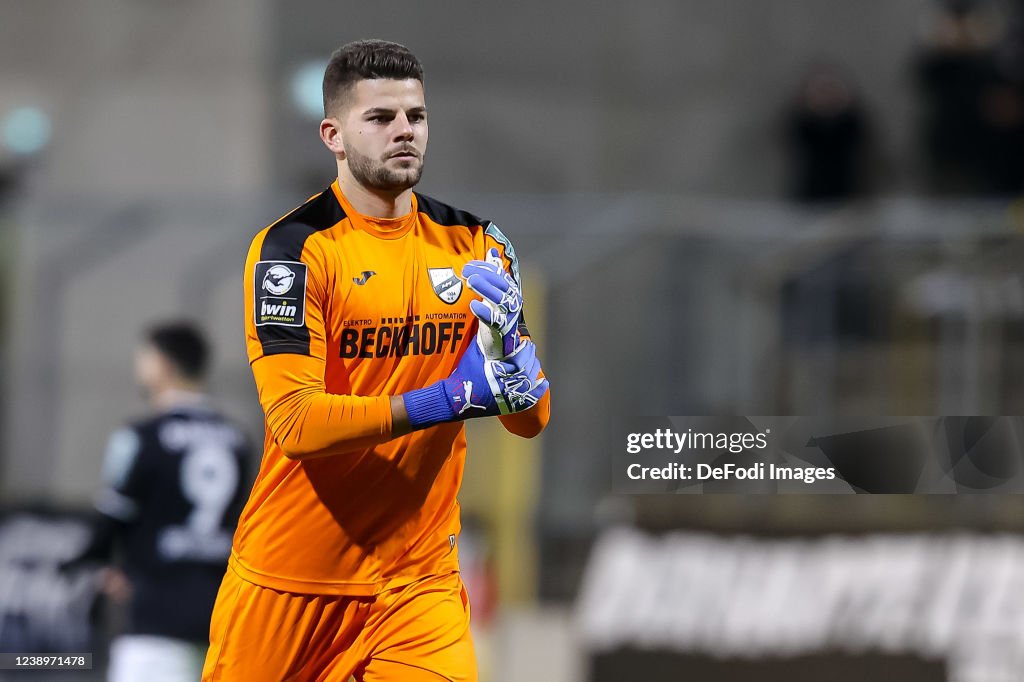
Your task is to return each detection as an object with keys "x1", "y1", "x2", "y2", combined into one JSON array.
[{"x1": 203, "y1": 39, "x2": 550, "y2": 682}]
